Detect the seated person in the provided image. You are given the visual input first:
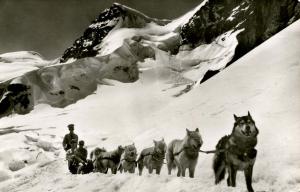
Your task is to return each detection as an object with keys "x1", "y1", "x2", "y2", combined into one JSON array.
[
  {"x1": 76, "y1": 140, "x2": 94, "y2": 174},
  {"x1": 66, "y1": 139, "x2": 80, "y2": 174},
  {"x1": 76, "y1": 140, "x2": 88, "y2": 162}
]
